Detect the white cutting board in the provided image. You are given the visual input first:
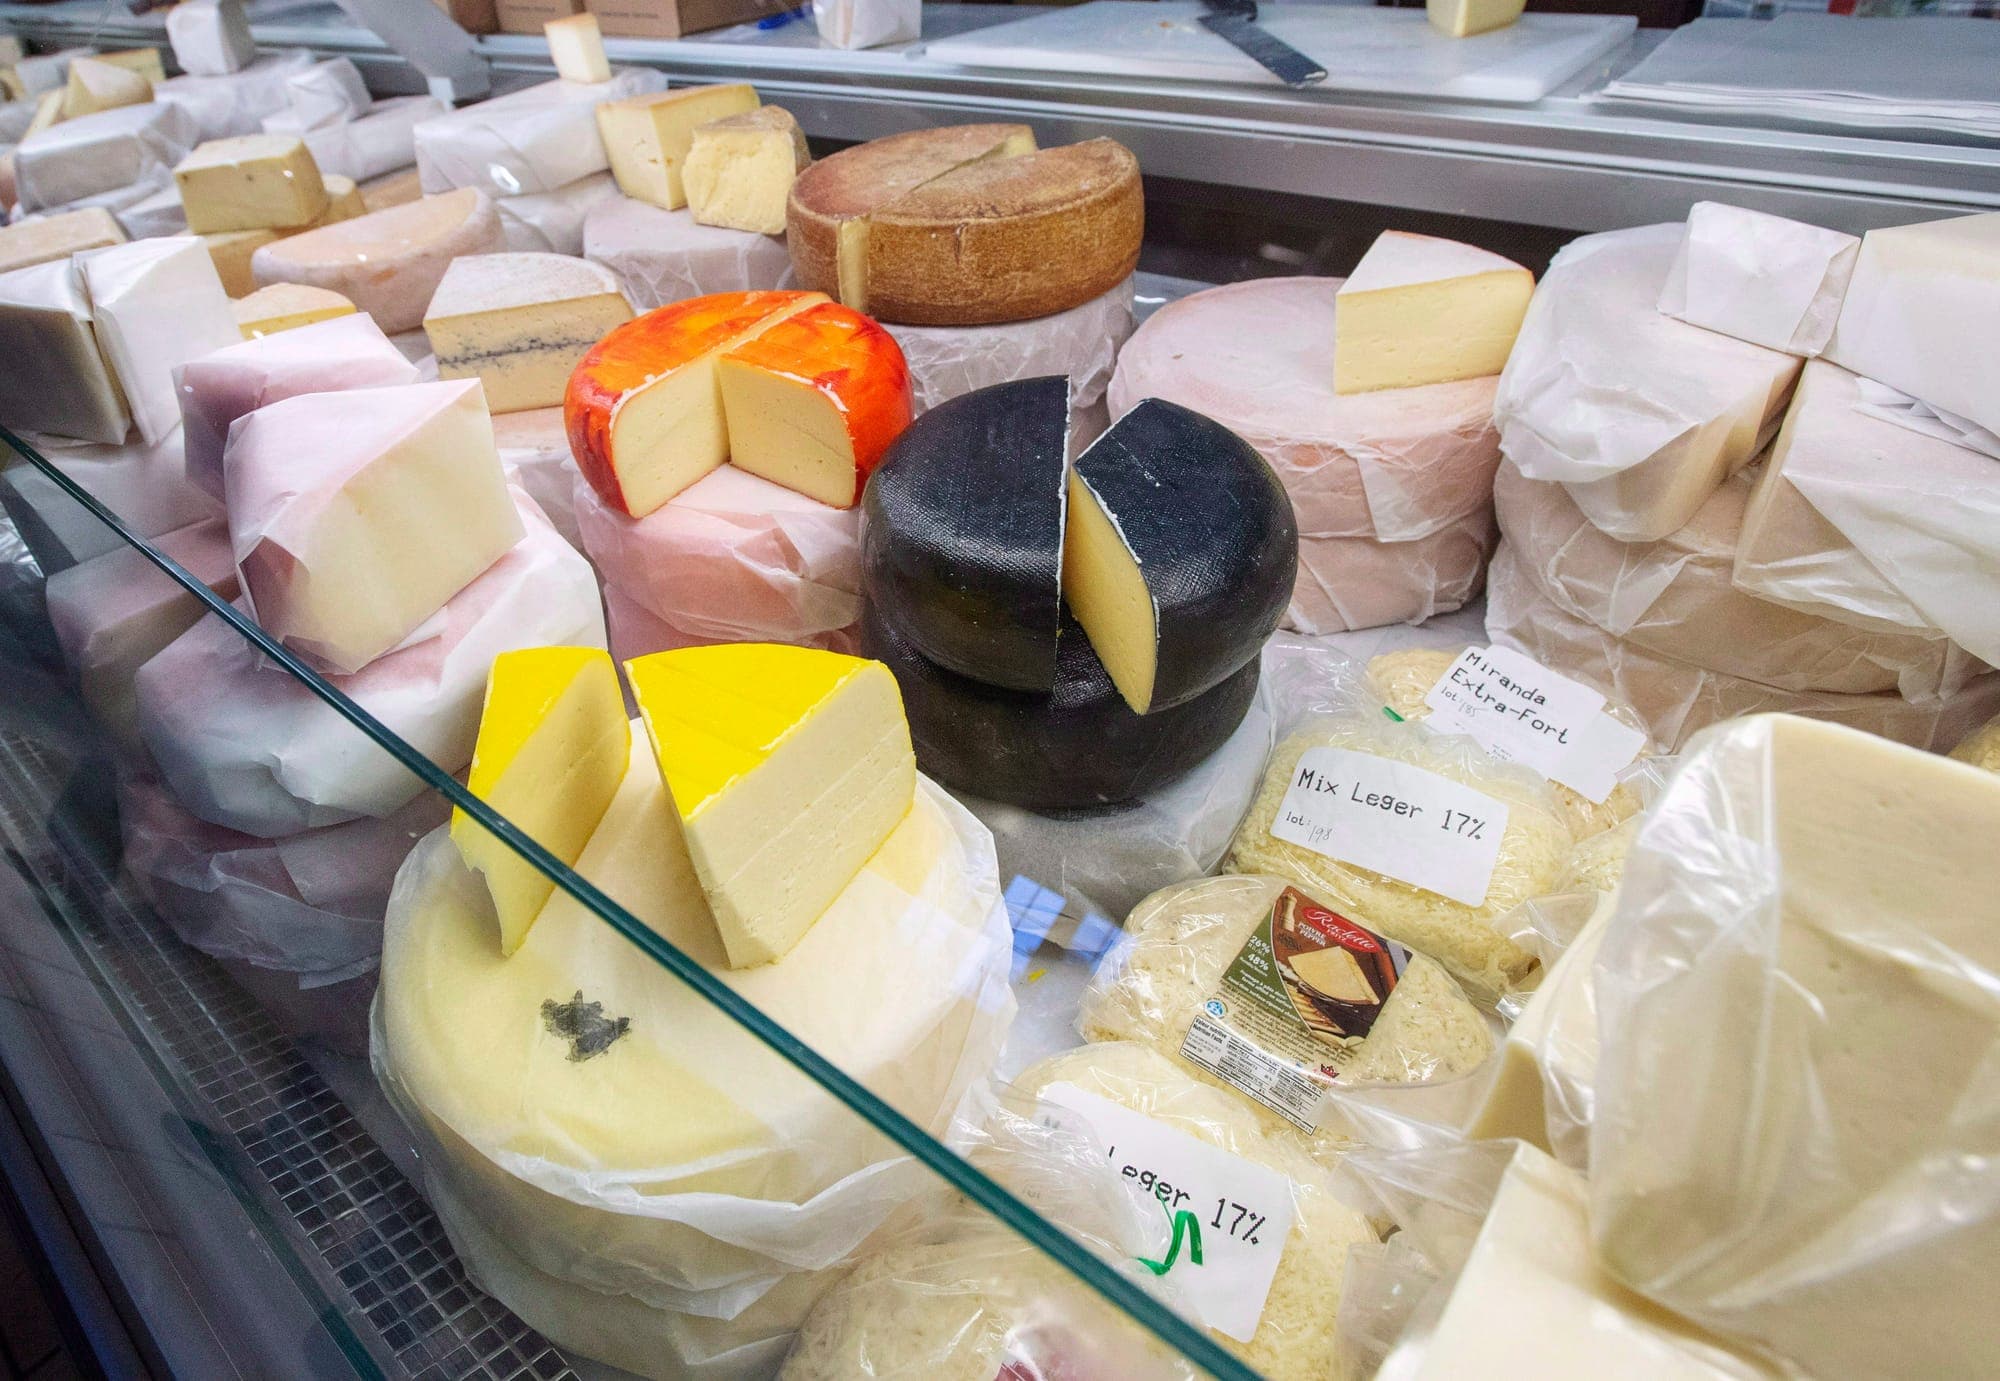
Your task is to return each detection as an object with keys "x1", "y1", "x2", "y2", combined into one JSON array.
[{"x1": 926, "y1": 2, "x2": 1637, "y2": 104}]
